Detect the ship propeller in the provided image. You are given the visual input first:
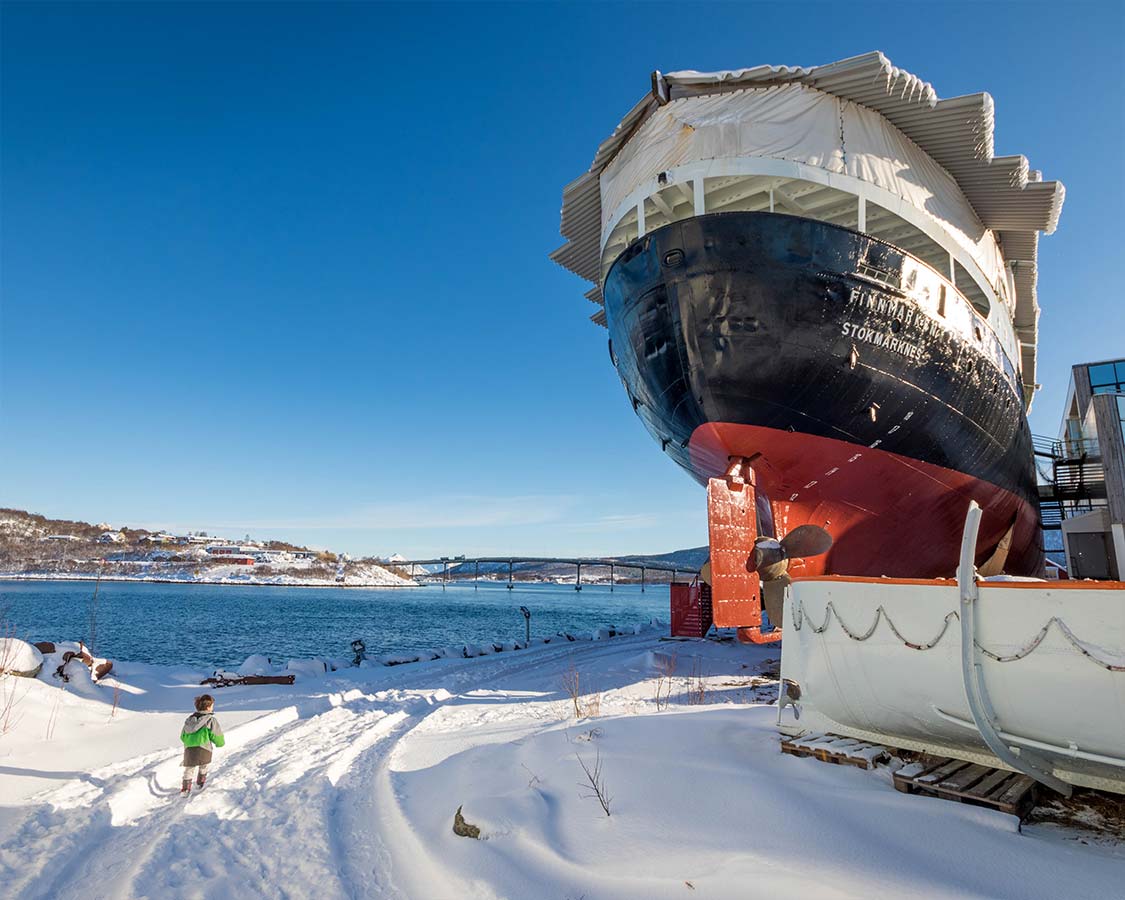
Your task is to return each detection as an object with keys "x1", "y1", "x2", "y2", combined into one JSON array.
[
  {"x1": 751, "y1": 525, "x2": 834, "y2": 627},
  {"x1": 749, "y1": 525, "x2": 834, "y2": 582}
]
